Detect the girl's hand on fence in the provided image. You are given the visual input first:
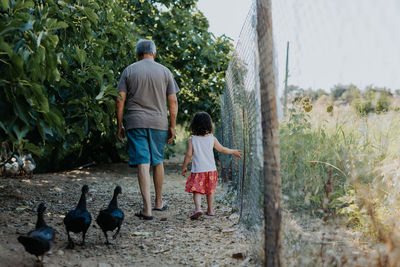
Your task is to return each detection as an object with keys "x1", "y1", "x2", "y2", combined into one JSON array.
[
  {"x1": 233, "y1": 149, "x2": 243, "y2": 159},
  {"x1": 182, "y1": 167, "x2": 187, "y2": 177}
]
